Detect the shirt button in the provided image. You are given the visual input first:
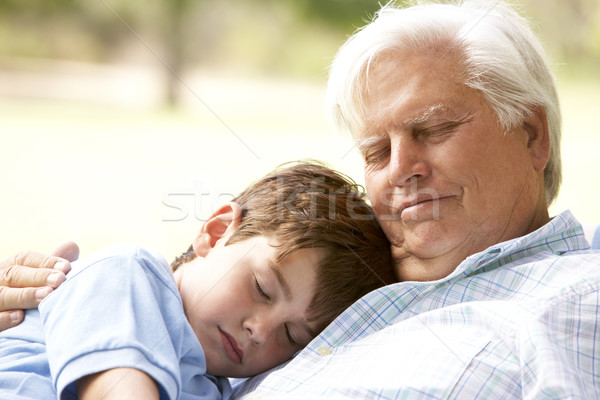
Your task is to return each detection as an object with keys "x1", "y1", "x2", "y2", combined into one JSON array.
[{"x1": 317, "y1": 347, "x2": 332, "y2": 356}]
